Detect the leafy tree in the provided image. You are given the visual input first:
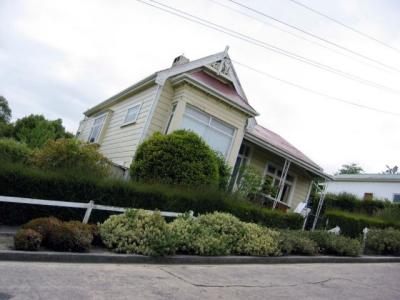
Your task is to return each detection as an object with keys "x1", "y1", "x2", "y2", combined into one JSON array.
[
  {"x1": 383, "y1": 165, "x2": 398, "y2": 174},
  {"x1": 31, "y1": 138, "x2": 110, "y2": 177},
  {"x1": 337, "y1": 163, "x2": 363, "y2": 175},
  {"x1": 0, "y1": 96, "x2": 13, "y2": 138},
  {"x1": 0, "y1": 96, "x2": 11, "y2": 124},
  {"x1": 13, "y1": 114, "x2": 73, "y2": 148},
  {"x1": 236, "y1": 165, "x2": 263, "y2": 198}
]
